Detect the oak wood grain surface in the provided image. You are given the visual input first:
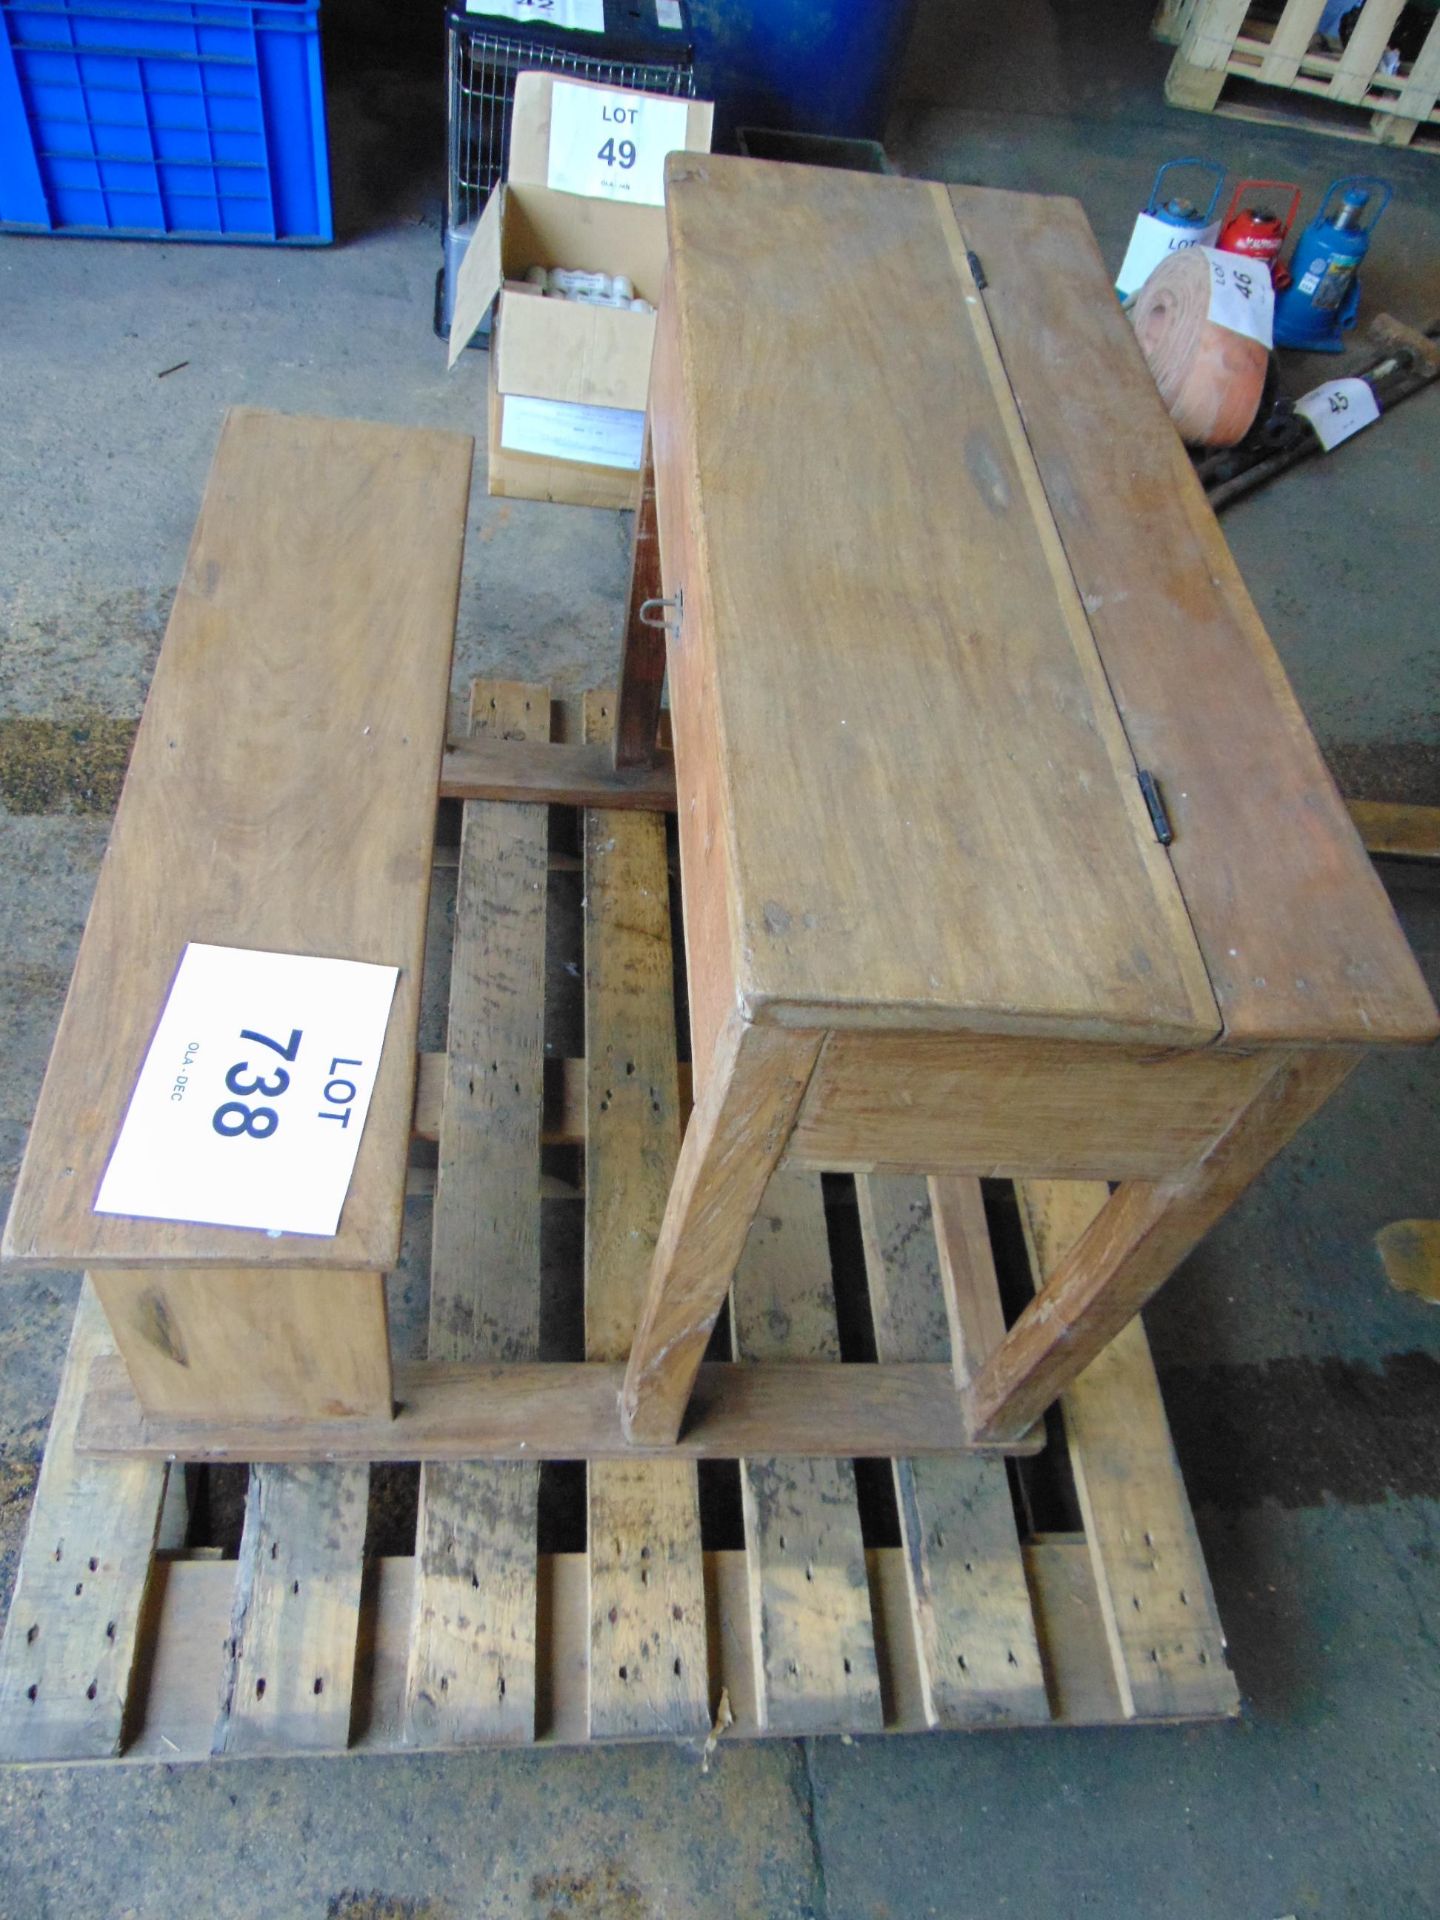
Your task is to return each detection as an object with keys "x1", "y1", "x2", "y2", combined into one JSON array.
[
  {"x1": 951, "y1": 186, "x2": 1437, "y2": 1049},
  {"x1": 4, "y1": 408, "x2": 474, "y2": 1271},
  {"x1": 656, "y1": 156, "x2": 1219, "y2": 1048}
]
